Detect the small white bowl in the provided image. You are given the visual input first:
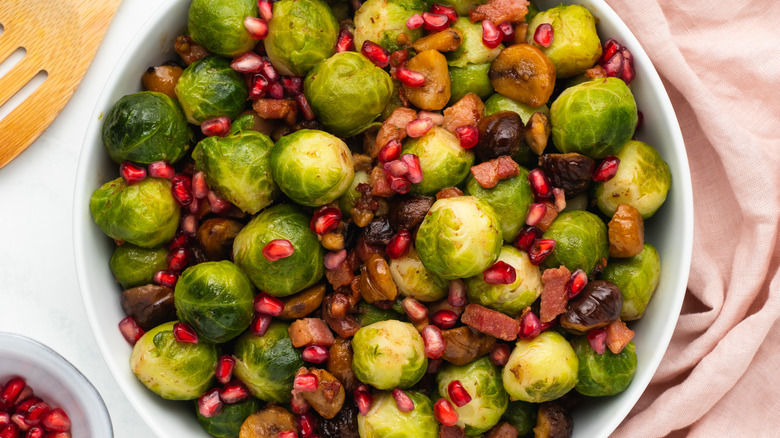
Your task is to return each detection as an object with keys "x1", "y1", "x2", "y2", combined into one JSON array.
[{"x1": 0, "y1": 332, "x2": 113, "y2": 437}]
